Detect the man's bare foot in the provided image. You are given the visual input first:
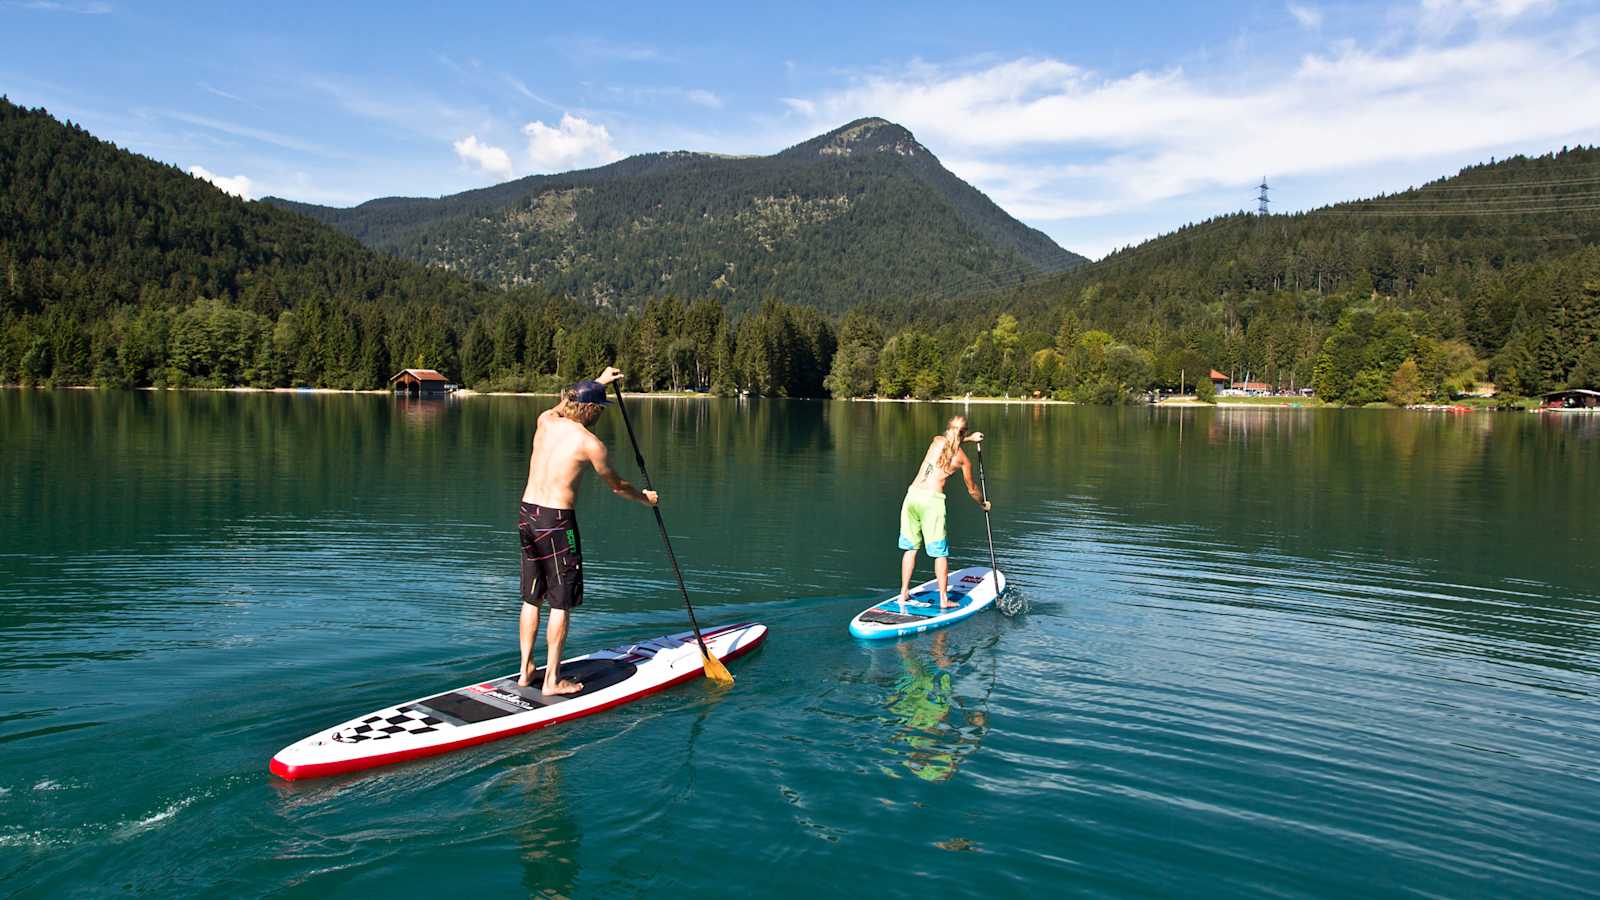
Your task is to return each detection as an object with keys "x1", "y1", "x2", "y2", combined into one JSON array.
[
  {"x1": 516, "y1": 669, "x2": 536, "y2": 688},
  {"x1": 940, "y1": 599, "x2": 959, "y2": 609},
  {"x1": 541, "y1": 678, "x2": 584, "y2": 696}
]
